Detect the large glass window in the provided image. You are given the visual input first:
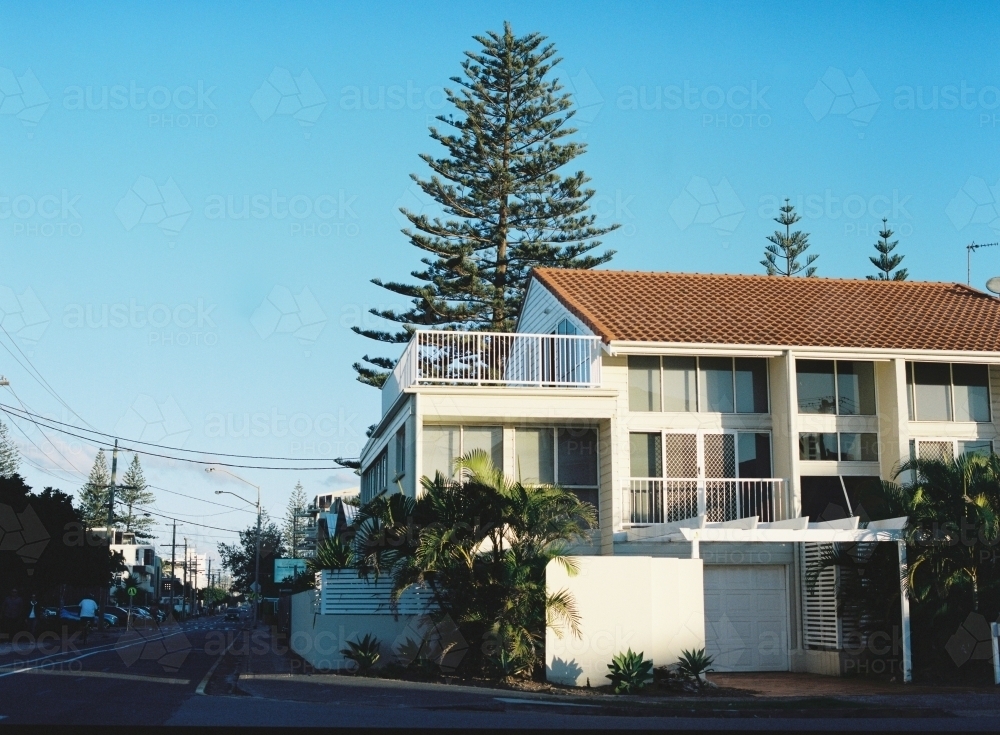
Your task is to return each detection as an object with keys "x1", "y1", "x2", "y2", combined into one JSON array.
[
  {"x1": 907, "y1": 362, "x2": 991, "y2": 423},
  {"x1": 423, "y1": 425, "x2": 503, "y2": 481},
  {"x1": 699, "y1": 357, "x2": 735, "y2": 413},
  {"x1": 799, "y1": 432, "x2": 878, "y2": 461},
  {"x1": 797, "y1": 360, "x2": 836, "y2": 414},
  {"x1": 463, "y1": 426, "x2": 504, "y2": 469},
  {"x1": 514, "y1": 428, "x2": 554, "y2": 484},
  {"x1": 797, "y1": 360, "x2": 875, "y2": 415},
  {"x1": 517, "y1": 427, "x2": 599, "y2": 524},
  {"x1": 627, "y1": 356, "x2": 768, "y2": 413},
  {"x1": 836, "y1": 361, "x2": 877, "y2": 416},
  {"x1": 909, "y1": 362, "x2": 951, "y2": 421},
  {"x1": 629, "y1": 433, "x2": 663, "y2": 477},
  {"x1": 662, "y1": 357, "x2": 697, "y2": 412},
  {"x1": 737, "y1": 433, "x2": 772, "y2": 477},
  {"x1": 839, "y1": 433, "x2": 879, "y2": 462},
  {"x1": 630, "y1": 432, "x2": 770, "y2": 478},
  {"x1": 394, "y1": 427, "x2": 406, "y2": 477},
  {"x1": 423, "y1": 425, "x2": 459, "y2": 480},
  {"x1": 960, "y1": 440, "x2": 993, "y2": 457},
  {"x1": 627, "y1": 356, "x2": 661, "y2": 412},
  {"x1": 799, "y1": 432, "x2": 838, "y2": 461},
  {"x1": 557, "y1": 428, "x2": 598, "y2": 486},
  {"x1": 953, "y1": 364, "x2": 991, "y2": 422},
  {"x1": 736, "y1": 359, "x2": 770, "y2": 414}
]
